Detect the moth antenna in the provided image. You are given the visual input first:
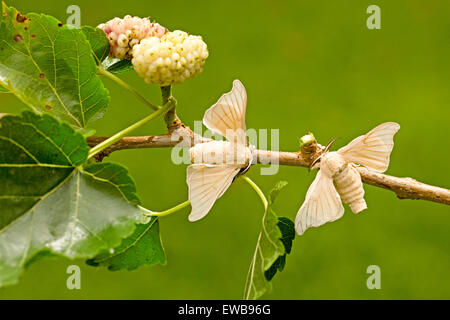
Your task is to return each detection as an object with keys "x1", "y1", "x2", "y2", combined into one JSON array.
[
  {"x1": 308, "y1": 138, "x2": 339, "y2": 171},
  {"x1": 324, "y1": 137, "x2": 339, "y2": 152},
  {"x1": 308, "y1": 156, "x2": 321, "y2": 171}
]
